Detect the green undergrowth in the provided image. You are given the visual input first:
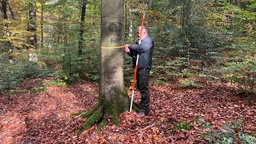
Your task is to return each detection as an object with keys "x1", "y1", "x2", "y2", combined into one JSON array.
[
  {"x1": 198, "y1": 118, "x2": 256, "y2": 144},
  {"x1": 173, "y1": 123, "x2": 193, "y2": 131},
  {"x1": 30, "y1": 86, "x2": 46, "y2": 94}
]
